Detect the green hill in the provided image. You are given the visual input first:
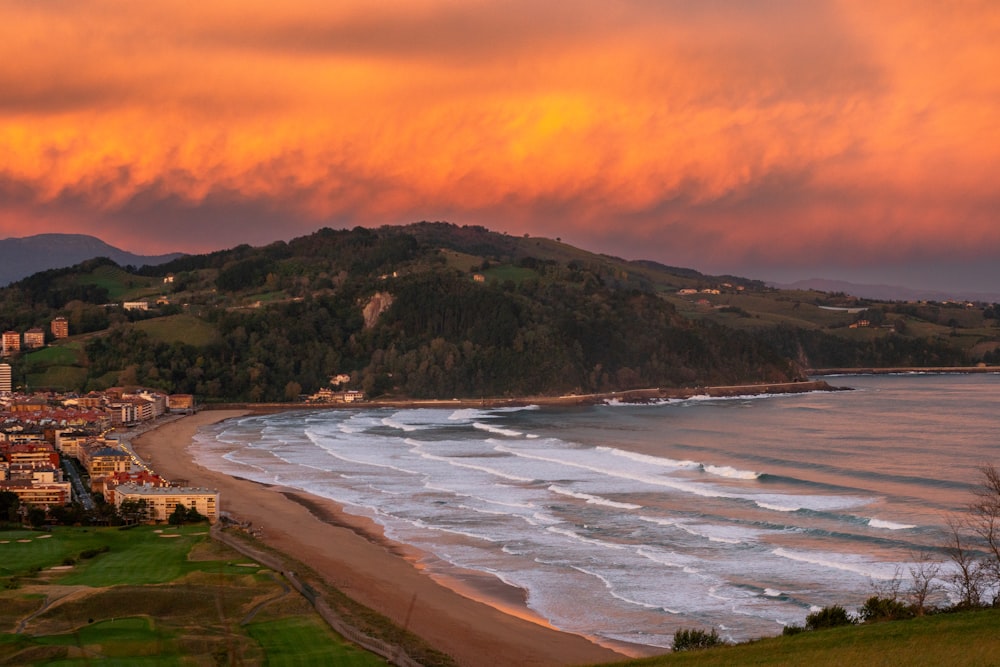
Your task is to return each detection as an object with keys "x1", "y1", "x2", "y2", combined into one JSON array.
[{"x1": 0, "y1": 223, "x2": 997, "y2": 400}]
